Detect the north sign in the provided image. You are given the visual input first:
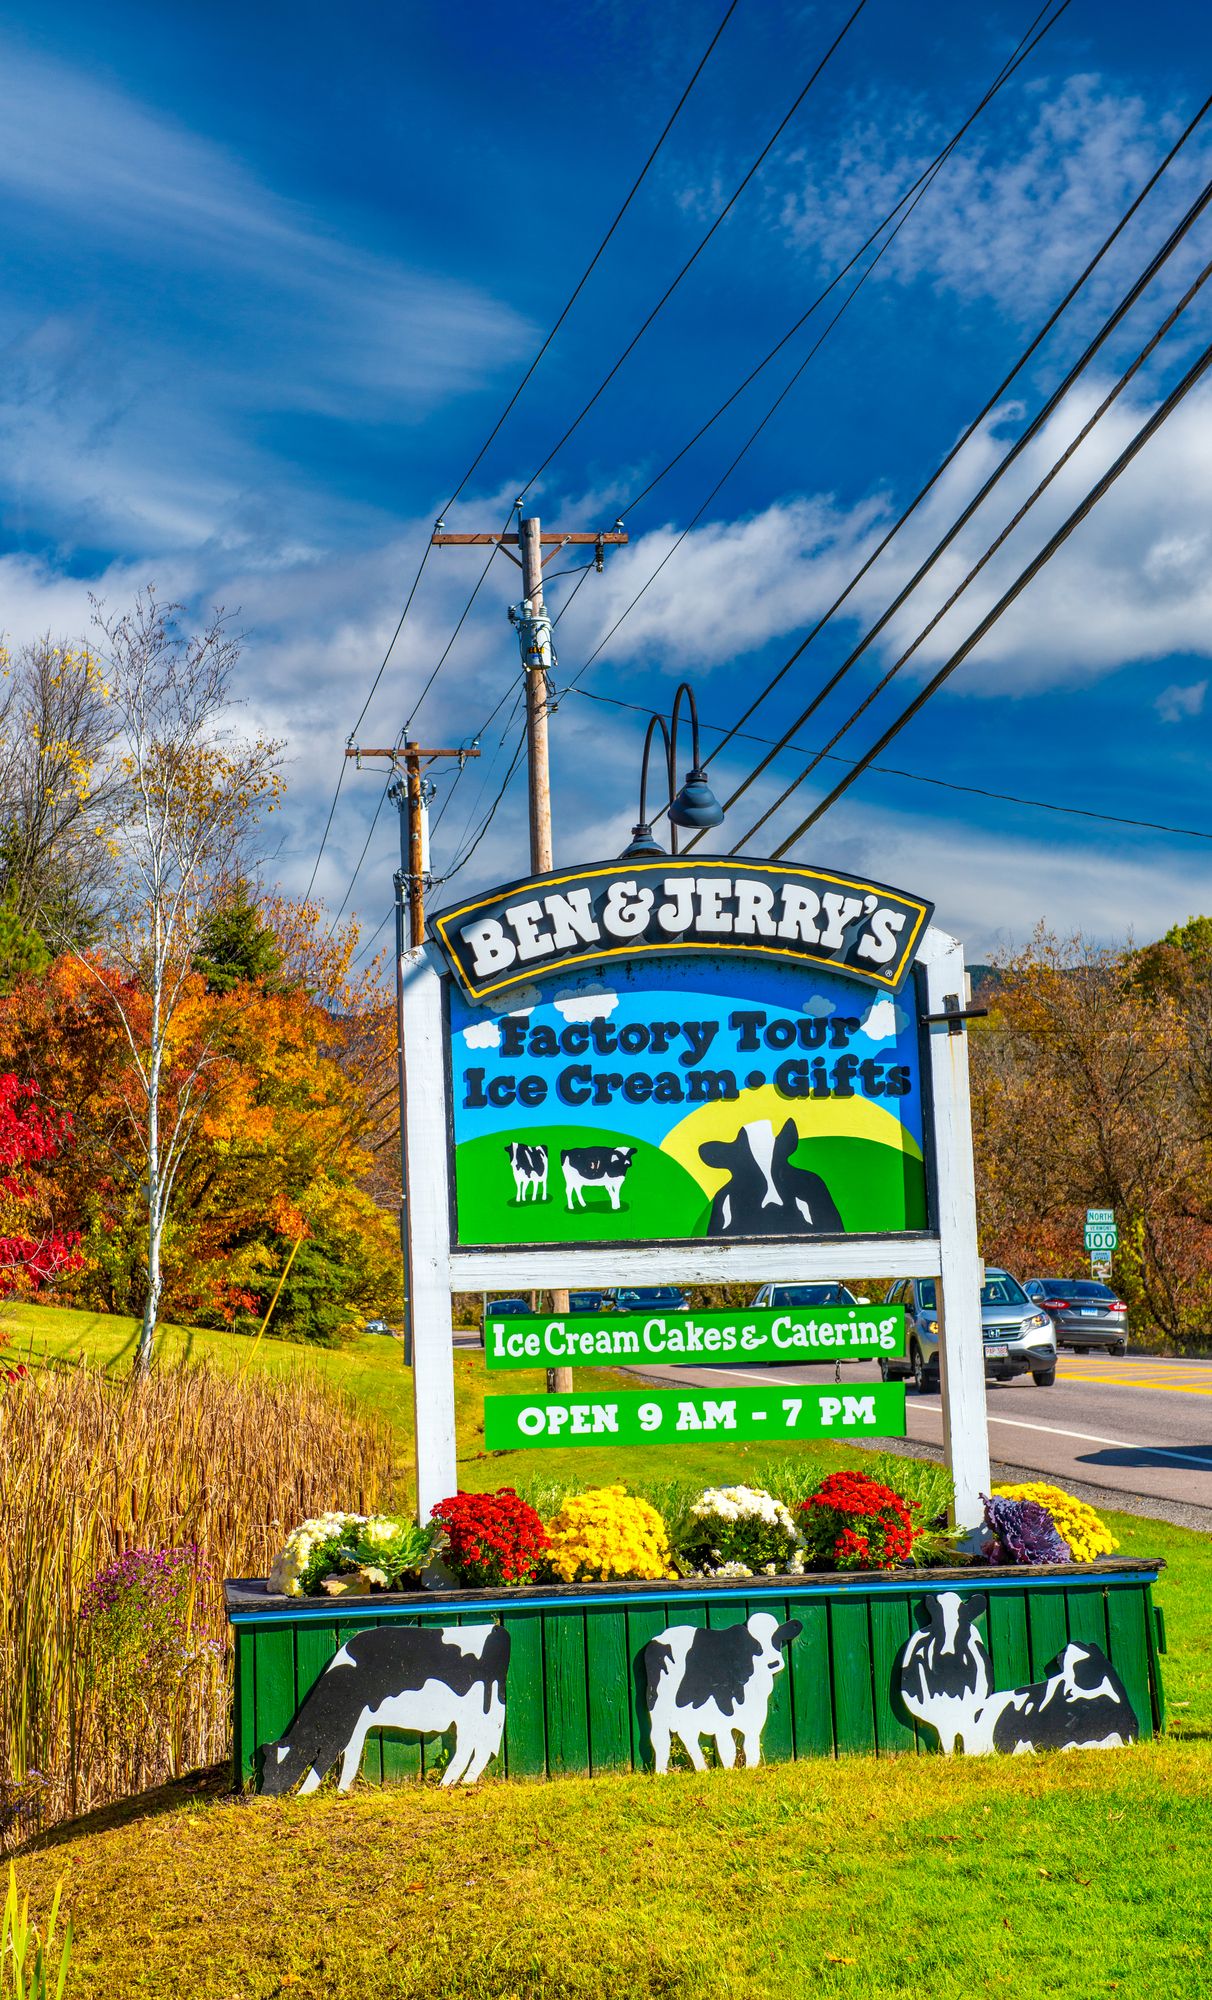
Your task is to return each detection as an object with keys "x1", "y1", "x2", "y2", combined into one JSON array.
[{"x1": 483, "y1": 1303, "x2": 907, "y2": 1368}]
